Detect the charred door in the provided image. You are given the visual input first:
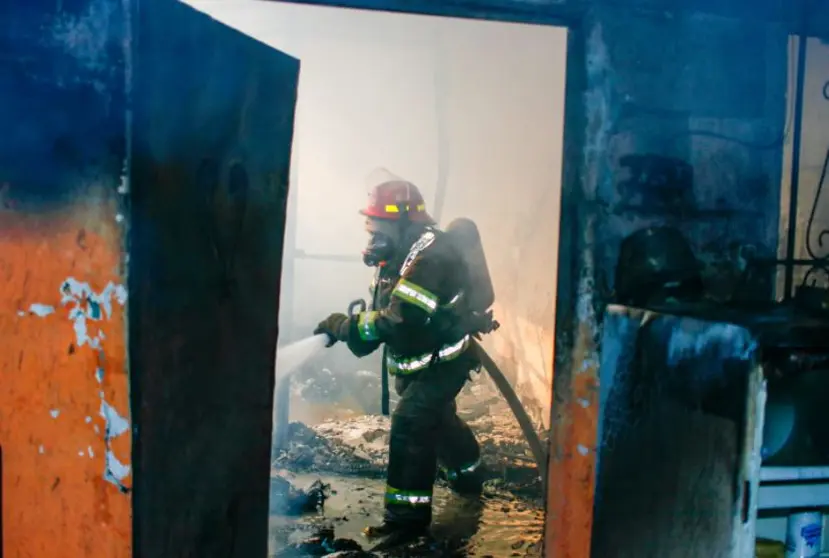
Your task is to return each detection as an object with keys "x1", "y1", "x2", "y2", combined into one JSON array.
[
  {"x1": 129, "y1": 1, "x2": 299, "y2": 557},
  {"x1": 592, "y1": 305, "x2": 765, "y2": 558}
]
